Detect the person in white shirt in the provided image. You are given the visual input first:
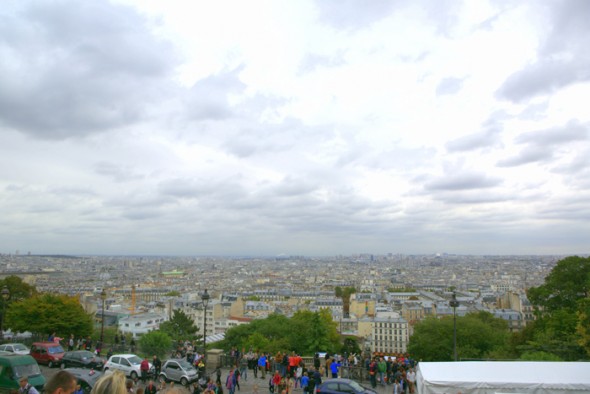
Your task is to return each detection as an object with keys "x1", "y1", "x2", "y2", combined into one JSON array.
[{"x1": 406, "y1": 368, "x2": 416, "y2": 394}]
